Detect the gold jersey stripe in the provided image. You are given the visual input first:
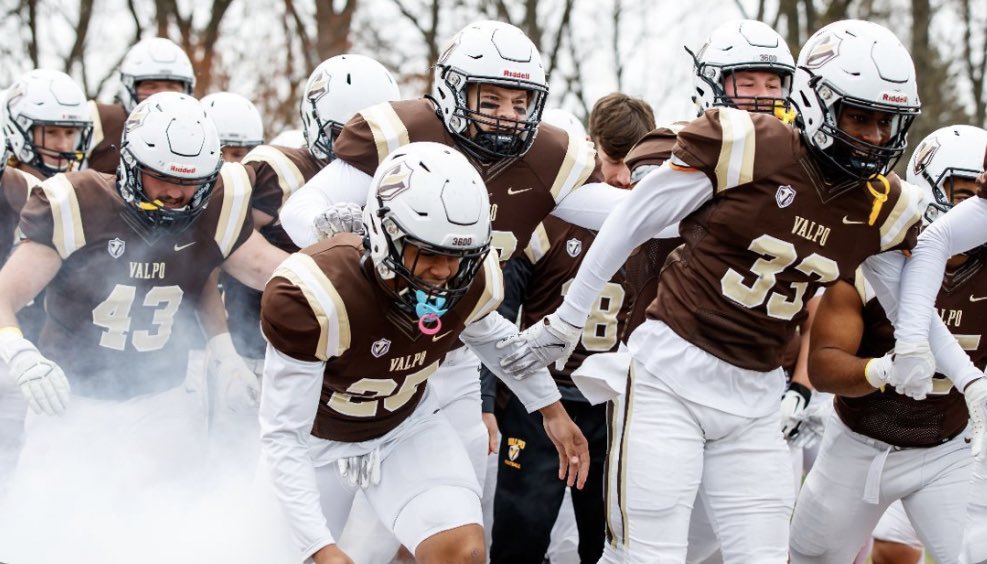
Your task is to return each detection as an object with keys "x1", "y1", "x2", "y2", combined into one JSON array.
[
  {"x1": 361, "y1": 102, "x2": 411, "y2": 165},
  {"x1": 242, "y1": 145, "x2": 306, "y2": 207},
  {"x1": 523, "y1": 222, "x2": 551, "y2": 264},
  {"x1": 274, "y1": 253, "x2": 351, "y2": 361},
  {"x1": 464, "y1": 252, "x2": 505, "y2": 326},
  {"x1": 39, "y1": 174, "x2": 85, "y2": 259},
  {"x1": 880, "y1": 180, "x2": 922, "y2": 251},
  {"x1": 853, "y1": 267, "x2": 871, "y2": 304},
  {"x1": 87, "y1": 100, "x2": 103, "y2": 157},
  {"x1": 713, "y1": 108, "x2": 756, "y2": 193},
  {"x1": 214, "y1": 162, "x2": 253, "y2": 258},
  {"x1": 550, "y1": 135, "x2": 597, "y2": 202}
]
